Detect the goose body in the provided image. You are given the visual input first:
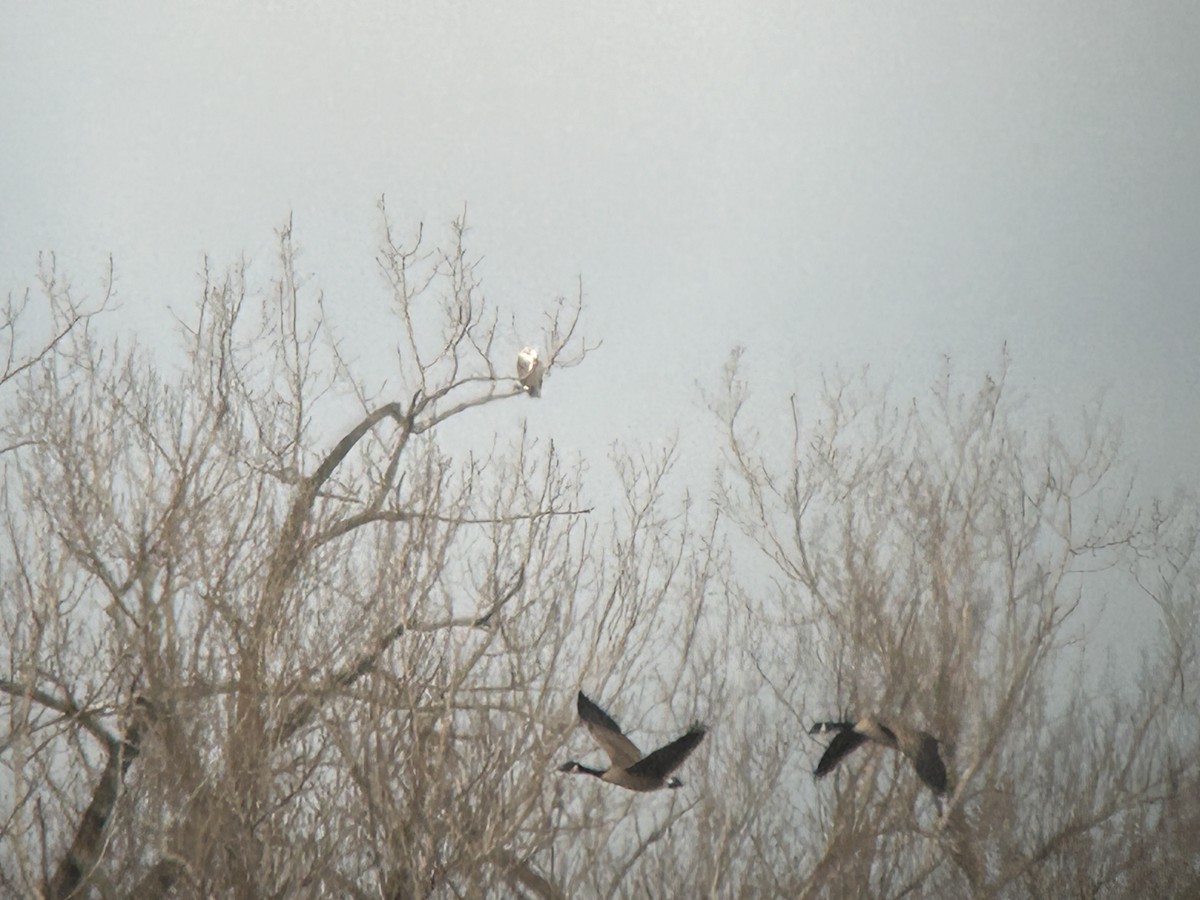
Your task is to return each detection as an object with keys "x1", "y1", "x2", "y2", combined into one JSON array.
[
  {"x1": 560, "y1": 692, "x2": 706, "y2": 792},
  {"x1": 810, "y1": 717, "x2": 948, "y2": 796}
]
